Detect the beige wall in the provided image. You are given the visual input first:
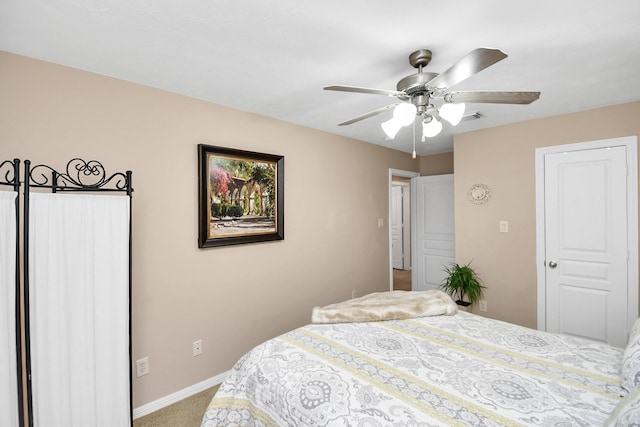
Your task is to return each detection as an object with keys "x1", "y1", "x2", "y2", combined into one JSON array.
[
  {"x1": 420, "y1": 151, "x2": 453, "y2": 175},
  {"x1": 454, "y1": 101, "x2": 640, "y2": 328},
  {"x1": 0, "y1": 51, "x2": 419, "y2": 406}
]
